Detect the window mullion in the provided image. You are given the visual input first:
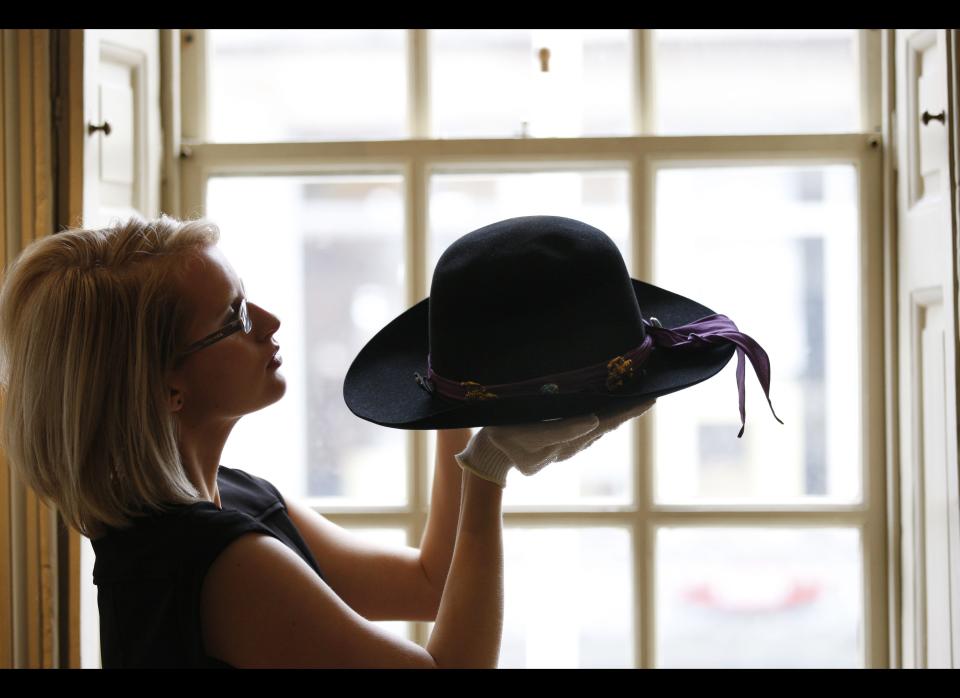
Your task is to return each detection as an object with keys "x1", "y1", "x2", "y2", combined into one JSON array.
[
  {"x1": 858, "y1": 29, "x2": 883, "y2": 134},
  {"x1": 633, "y1": 151, "x2": 654, "y2": 668},
  {"x1": 408, "y1": 30, "x2": 429, "y2": 139},
  {"x1": 179, "y1": 28, "x2": 207, "y2": 145},
  {"x1": 633, "y1": 29, "x2": 655, "y2": 136},
  {"x1": 159, "y1": 30, "x2": 182, "y2": 218},
  {"x1": 408, "y1": 153, "x2": 431, "y2": 647}
]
